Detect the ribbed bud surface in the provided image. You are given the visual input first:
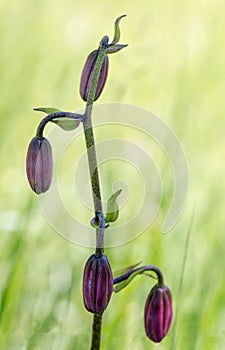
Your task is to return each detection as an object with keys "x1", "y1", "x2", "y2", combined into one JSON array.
[
  {"x1": 83, "y1": 254, "x2": 113, "y2": 315},
  {"x1": 80, "y1": 50, "x2": 109, "y2": 102},
  {"x1": 26, "y1": 136, "x2": 53, "y2": 194},
  {"x1": 144, "y1": 284, "x2": 172, "y2": 343}
]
